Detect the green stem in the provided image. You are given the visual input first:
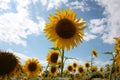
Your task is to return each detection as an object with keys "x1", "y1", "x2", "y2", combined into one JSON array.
[
  {"x1": 91, "y1": 54, "x2": 93, "y2": 71},
  {"x1": 61, "y1": 49, "x2": 64, "y2": 77}
]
